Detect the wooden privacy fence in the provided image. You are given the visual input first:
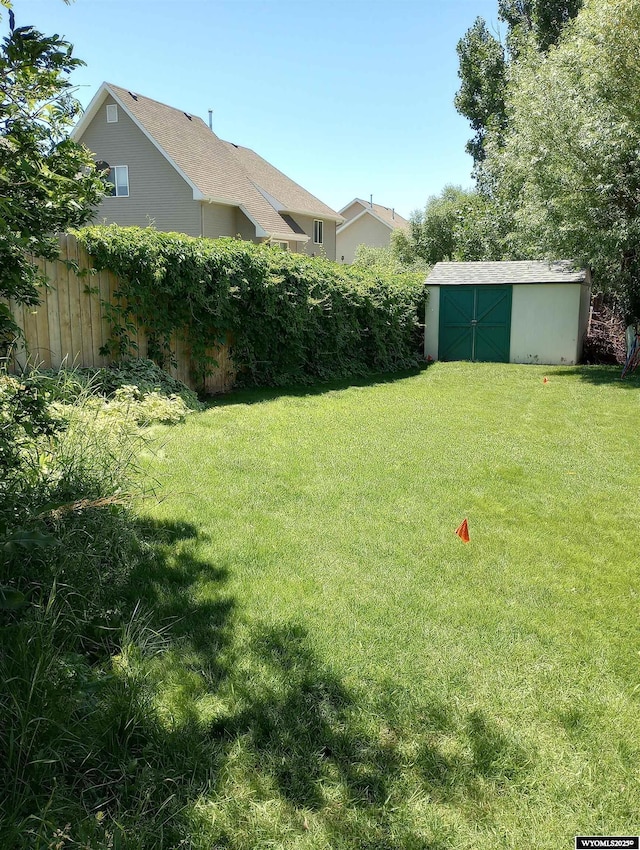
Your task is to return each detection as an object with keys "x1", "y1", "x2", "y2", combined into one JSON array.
[{"x1": 6, "y1": 234, "x2": 235, "y2": 394}]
